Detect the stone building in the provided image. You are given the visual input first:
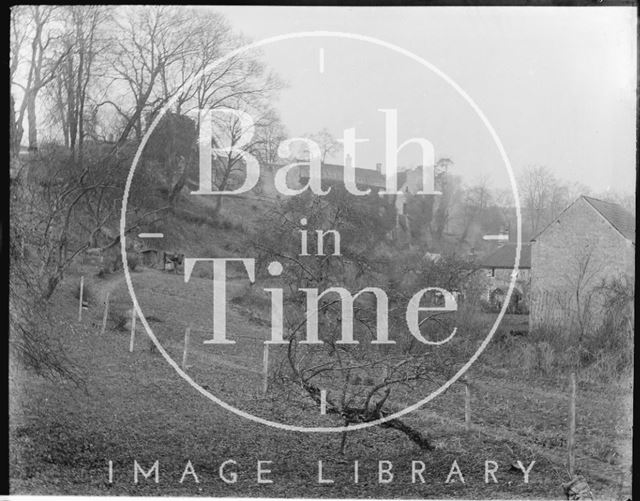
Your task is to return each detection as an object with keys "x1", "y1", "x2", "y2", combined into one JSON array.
[
  {"x1": 259, "y1": 161, "x2": 386, "y2": 199},
  {"x1": 529, "y1": 195, "x2": 635, "y2": 330},
  {"x1": 477, "y1": 243, "x2": 531, "y2": 313},
  {"x1": 296, "y1": 162, "x2": 386, "y2": 192}
]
